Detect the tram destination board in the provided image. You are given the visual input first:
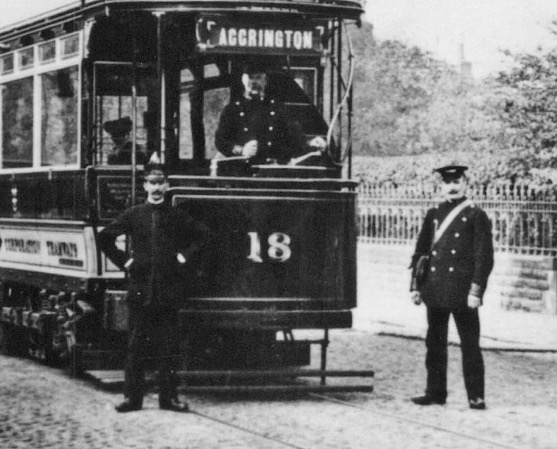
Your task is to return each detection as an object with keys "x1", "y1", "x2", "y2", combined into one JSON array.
[{"x1": 196, "y1": 14, "x2": 327, "y2": 55}]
